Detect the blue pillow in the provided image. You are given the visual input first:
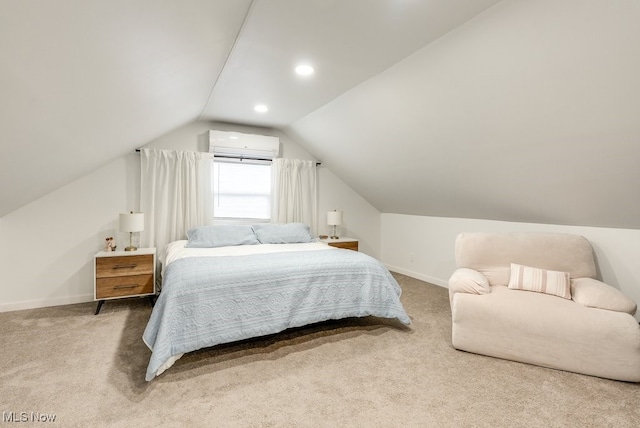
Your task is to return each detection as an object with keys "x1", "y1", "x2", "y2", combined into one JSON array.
[
  {"x1": 185, "y1": 225, "x2": 259, "y2": 248},
  {"x1": 252, "y1": 223, "x2": 313, "y2": 244}
]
